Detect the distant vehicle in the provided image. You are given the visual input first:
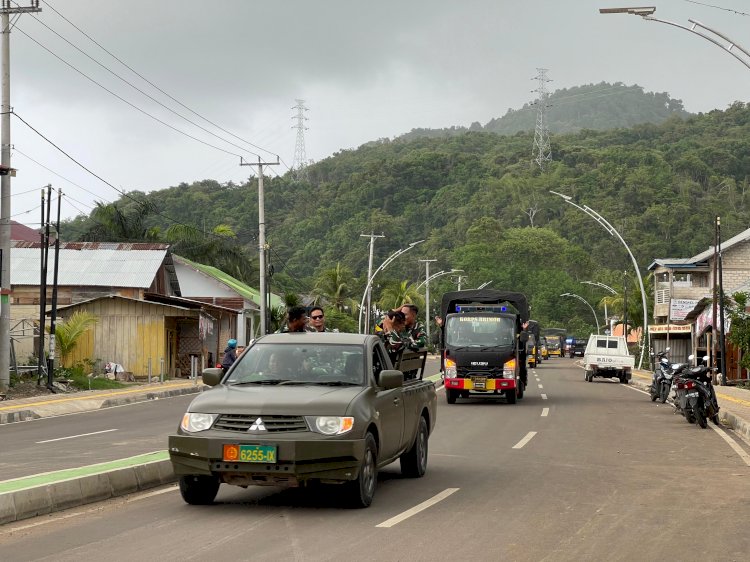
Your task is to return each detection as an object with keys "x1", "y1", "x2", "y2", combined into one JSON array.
[
  {"x1": 169, "y1": 333, "x2": 437, "y2": 508},
  {"x1": 440, "y1": 289, "x2": 530, "y2": 404},
  {"x1": 583, "y1": 335, "x2": 634, "y2": 383},
  {"x1": 543, "y1": 329, "x2": 566, "y2": 358},
  {"x1": 569, "y1": 340, "x2": 586, "y2": 358},
  {"x1": 539, "y1": 336, "x2": 549, "y2": 360}
]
